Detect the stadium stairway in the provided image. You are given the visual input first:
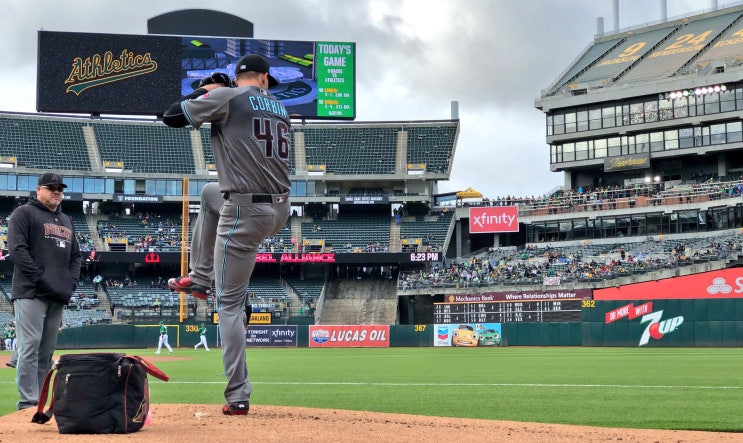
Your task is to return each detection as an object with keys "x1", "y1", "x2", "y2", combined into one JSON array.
[
  {"x1": 317, "y1": 279, "x2": 398, "y2": 325},
  {"x1": 291, "y1": 217, "x2": 303, "y2": 252},
  {"x1": 0, "y1": 290, "x2": 12, "y2": 314},
  {"x1": 86, "y1": 213, "x2": 107, "y2": 251},
  {"x1": 190, "y1": 129, "x2": 207, "y2": 172},
  {"x1": 281, "y1": 281, "x2": 306, "y2": 319},
  {"x1": 389, "y1": 219, "x2": 401, "y2": 252},
  {"x1": 82, "y1": 125, "x2": 103, "y2": 171}
]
